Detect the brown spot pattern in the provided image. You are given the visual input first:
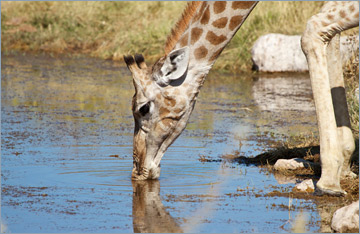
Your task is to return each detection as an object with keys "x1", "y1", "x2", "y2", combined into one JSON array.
[
  {"x1": 209, "y1": 47, "x2": 224, "y2": 61},
  {"x1": 232, "y1": 1, "x2": 255, "y2": 10},
  {"x1": 164, "y1": 97, "x2": 176, "y2": 107},
  {"x1": 212, "y1": 17, "x2": 228, "y2": 28},
  {"x1": 173, "y1": 108, "x2": 182, "y2": 114},
  {"x1": 206, "y1": 31, "x2": 227, "y2": 45},
  {"x1": 193, "y1": 2, "x2": 207, "y2": 22},
  {"x1": 214, "y1": 1, "x2": 226, "y2": 14},
  {"x1": 194, "y1": 46, "x2": 208, "y2": 60},
  {"x1": 164, "y1": 1, "x2": 202, "y2": 55},
  {"x1": 321, "y1": 21, "x2": 328, "y2": 27},
  {"x1": 201, "y1": 6, "x2": 210, "y2": 24},
  {"x1": 159, "y1": 107, "x2": 170, "y2": 118},
  {"x1": 340, "y1": 10, "x2": 346, "y2": 18},
  {"x1": 229, "y1": 15, "x2": 243, "y2": 31},
  {"x1": 191, "y1": 27, "x2": 203, "y2": 45},
  {"x1": 327, "y1": 14, "x2": 334, "y2": 21},
  {"x1": 355, "y1": 12, "x2": 359, "y2": 18},
  {"x1": 179, "y1": 33, "x2": 189, "y2": 47},
  {"x1": 349, "y1": 5, "x2": 355, "y2": 12},
  {"x1": 161, "y1": 119, "x2": 173, "y2": 128}
]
